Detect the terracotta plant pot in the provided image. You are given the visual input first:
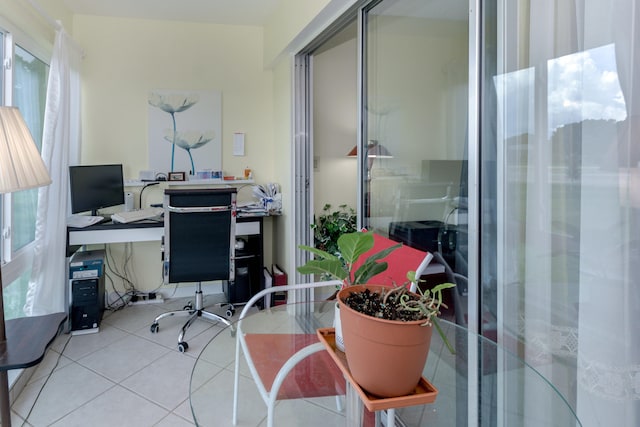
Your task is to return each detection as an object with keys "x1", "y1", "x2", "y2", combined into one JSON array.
[{"x1": 337, "y1": 284, "x2": 433, "y2": 398}]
